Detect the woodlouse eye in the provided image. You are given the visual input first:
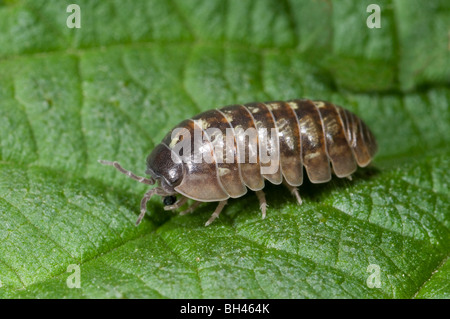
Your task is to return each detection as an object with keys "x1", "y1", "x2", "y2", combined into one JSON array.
[{"x1": 163, "y1": 196, "x2": 177, "y2": 206}]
